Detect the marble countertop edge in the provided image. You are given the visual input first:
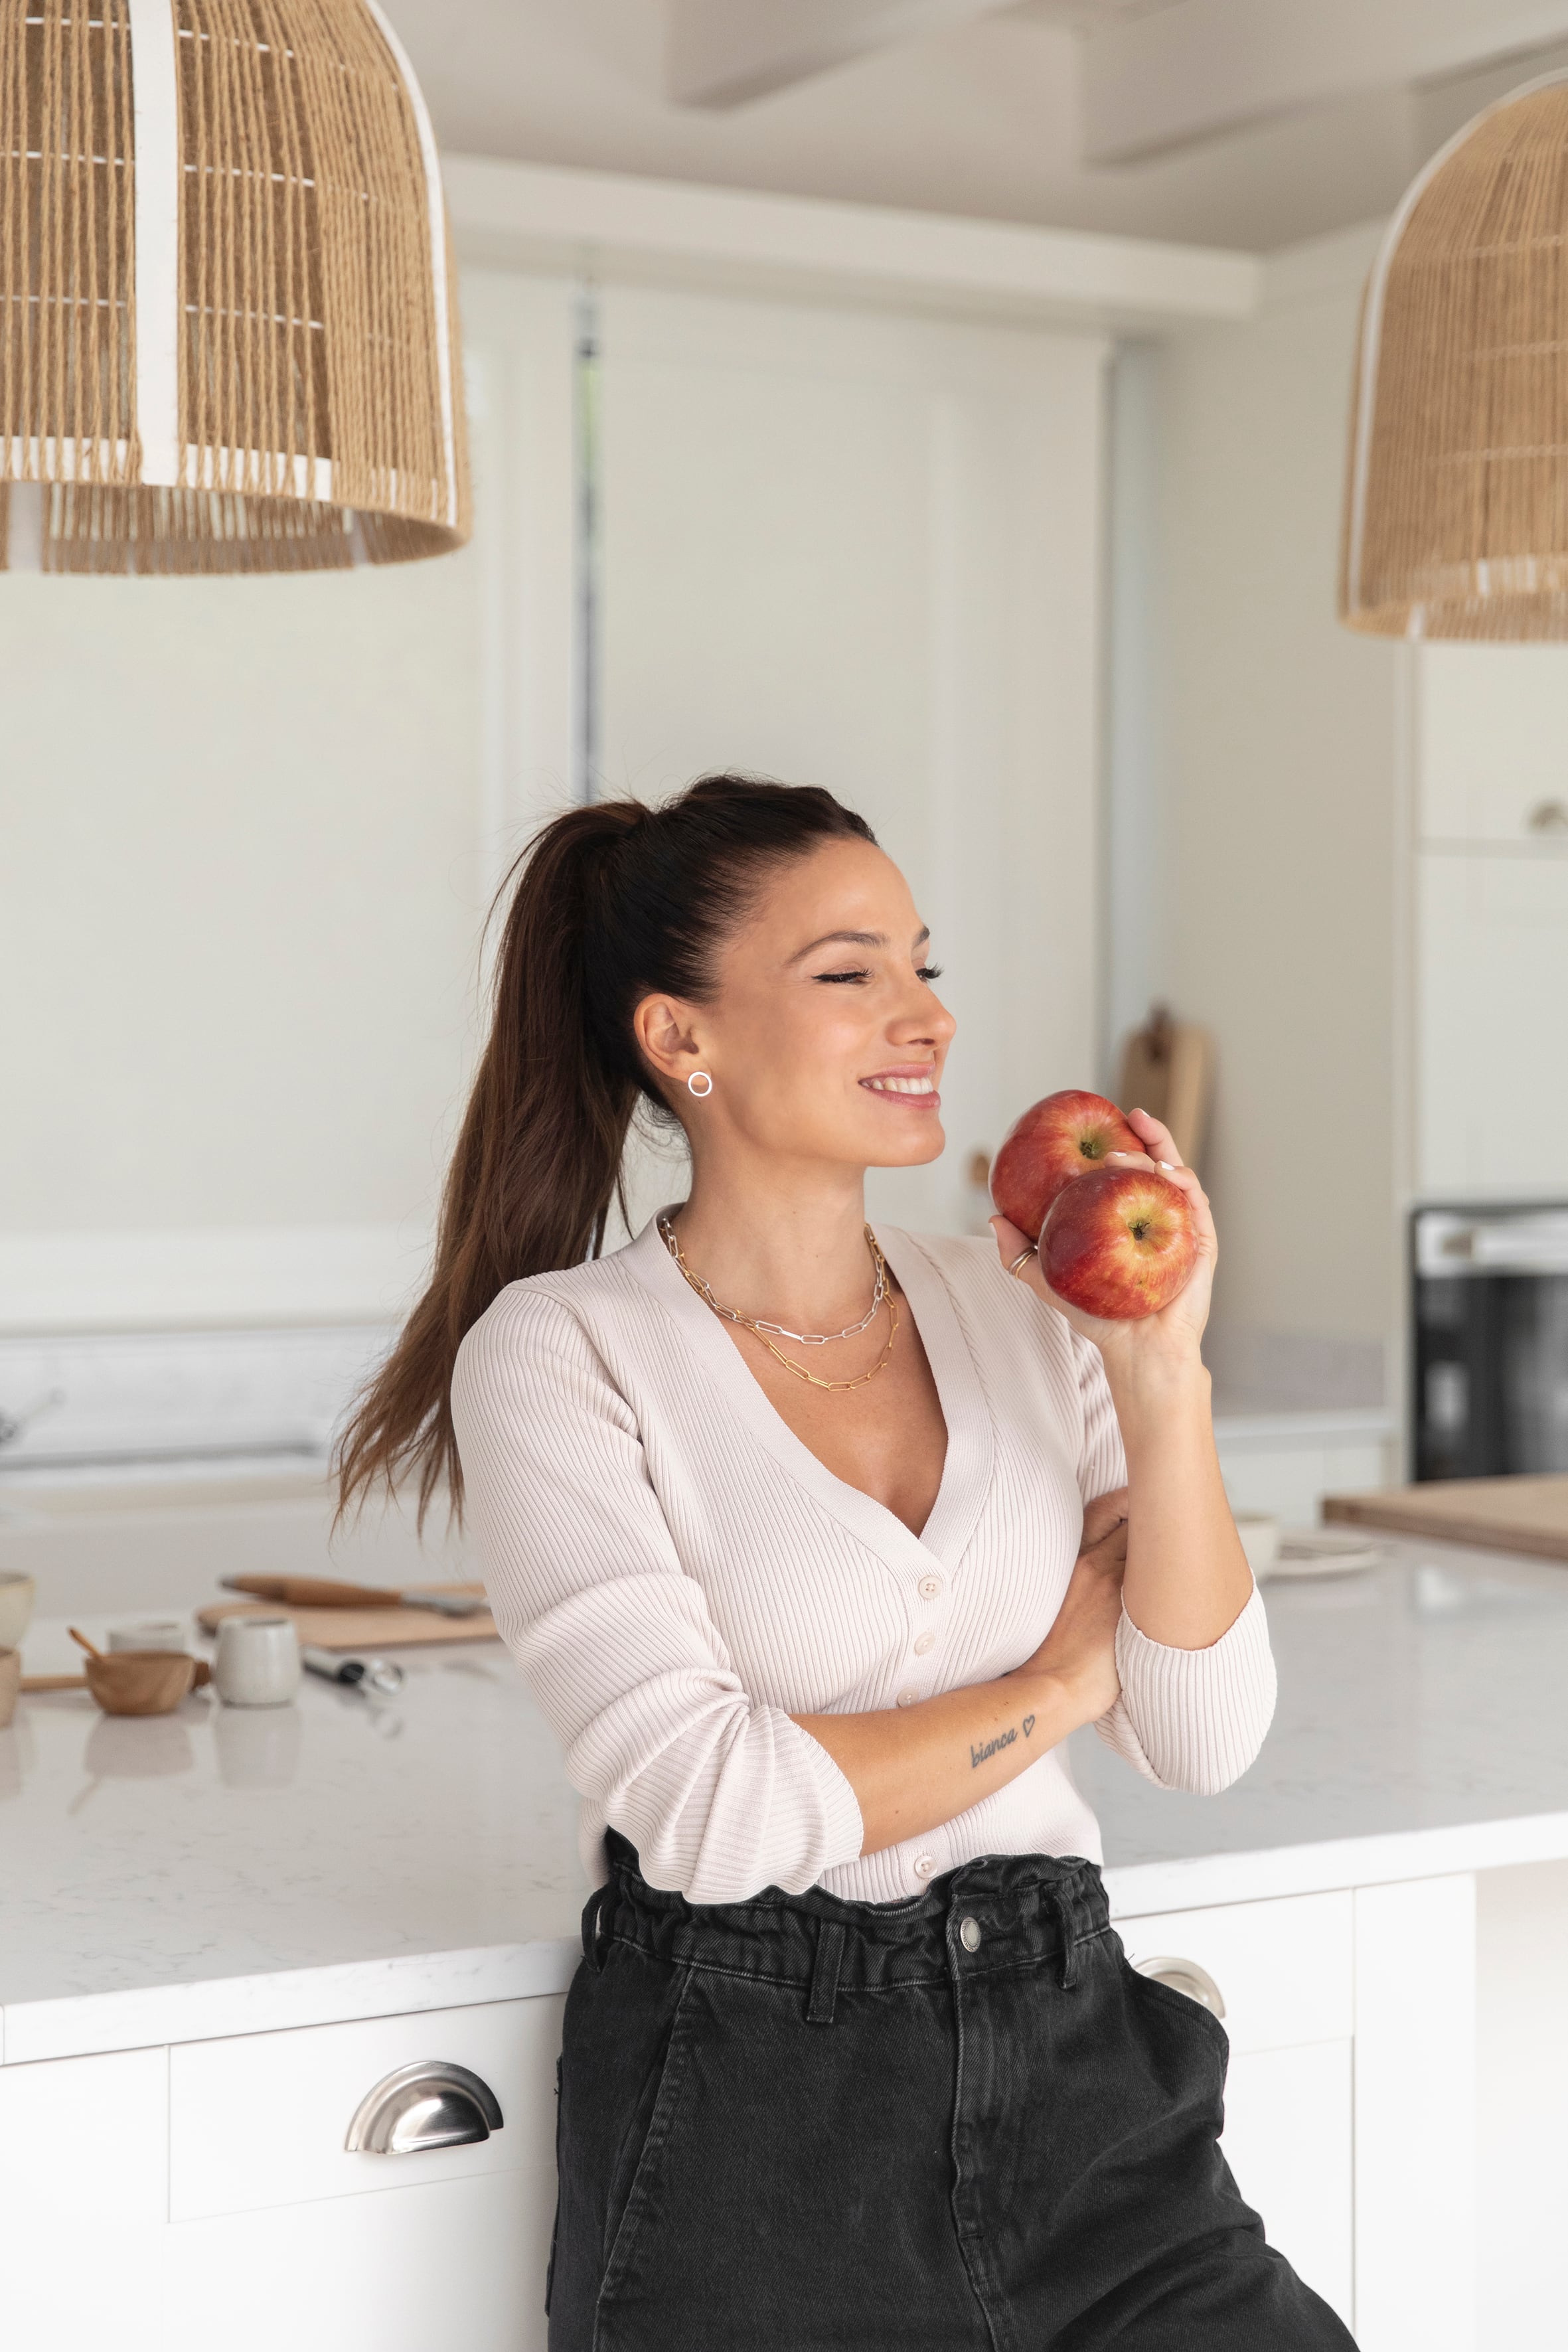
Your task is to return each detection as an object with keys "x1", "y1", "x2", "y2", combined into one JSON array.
[
  {"x1": 0, "y1": 1934, "x2": 582, "y2": 2069},
  {"x1": 1103, "y1": 1808, "x2": 1568, "y2": 1920},
  {"x1": 12, "y1": 1806, "x2": 1568, "y2": 2068}
]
